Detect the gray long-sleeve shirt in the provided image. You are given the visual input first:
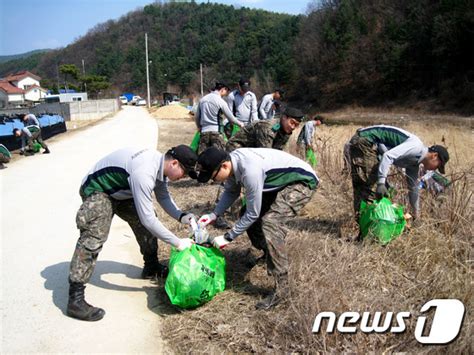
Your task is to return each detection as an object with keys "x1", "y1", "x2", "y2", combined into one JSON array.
[
  {"x1": 302, "y1": 121, "x2": 316, "y2": 145},
  {"x1": 357, "y1": 125, "x2": 428, "y2": 214},
  {"x1": 80, "y1": 147, "x2": 183, "y2": 247},
  {"x1": 24, "y1": 113, "x2": 40, "y2": 127},
  {"x1": 214, "y1": 148, "x2": 319, "y2": 240},
  {"x1": 195, "y1": 91, "x2": 241, "y2": 133},
  {"x1": 258, "y1": 93, "x2": 275, "y2": 120},
  {"x1": 227, "y1": 90, "x2": 258, "y2": 124}
]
